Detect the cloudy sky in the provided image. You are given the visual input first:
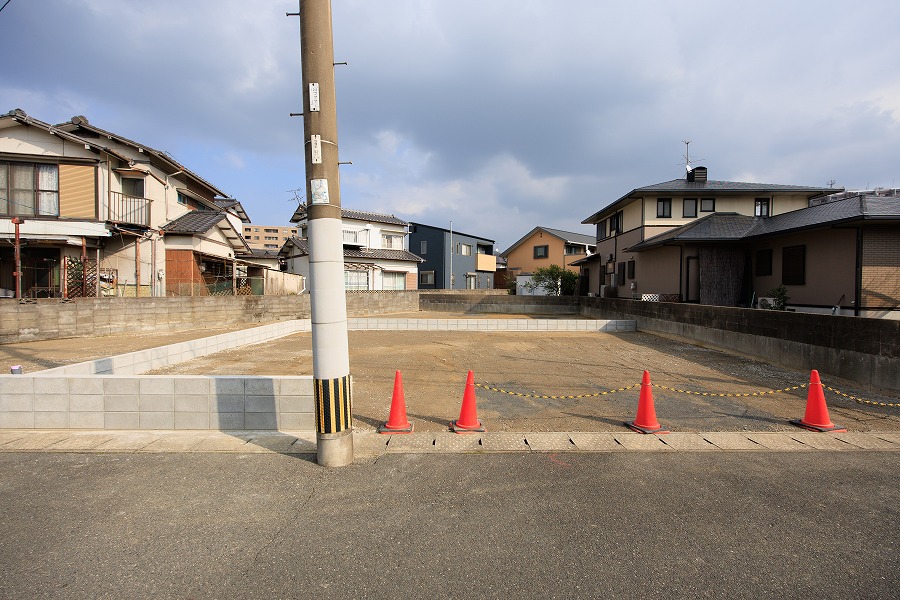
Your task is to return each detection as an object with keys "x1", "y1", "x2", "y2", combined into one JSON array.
[{"x1": 2, "y1": 0, "x2": 899, "y2": 251}]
